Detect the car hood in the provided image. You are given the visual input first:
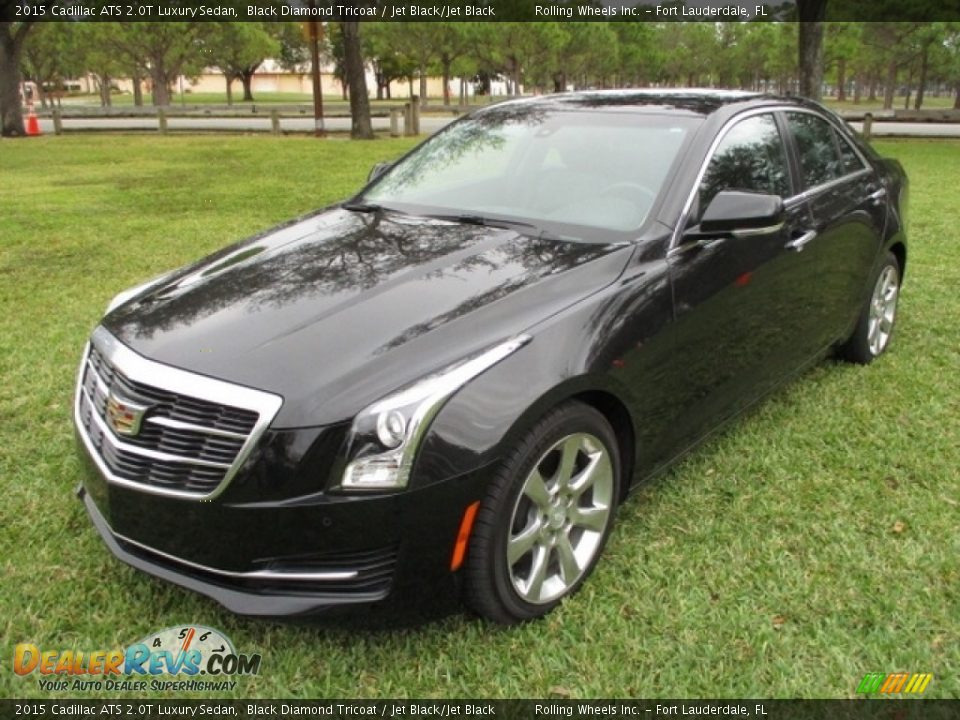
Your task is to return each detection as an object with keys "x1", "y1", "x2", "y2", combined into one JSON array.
[{"x1": 103, "y1": 208, "x2": 633, "y2": 427}]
